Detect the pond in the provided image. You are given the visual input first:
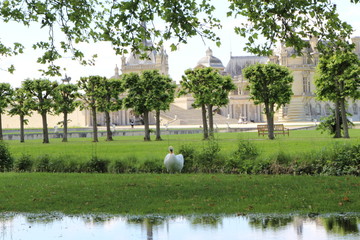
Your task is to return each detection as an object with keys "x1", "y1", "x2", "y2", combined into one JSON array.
[{"x1": 1, "y1": 213, "x2": 359, "y2": 240}]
